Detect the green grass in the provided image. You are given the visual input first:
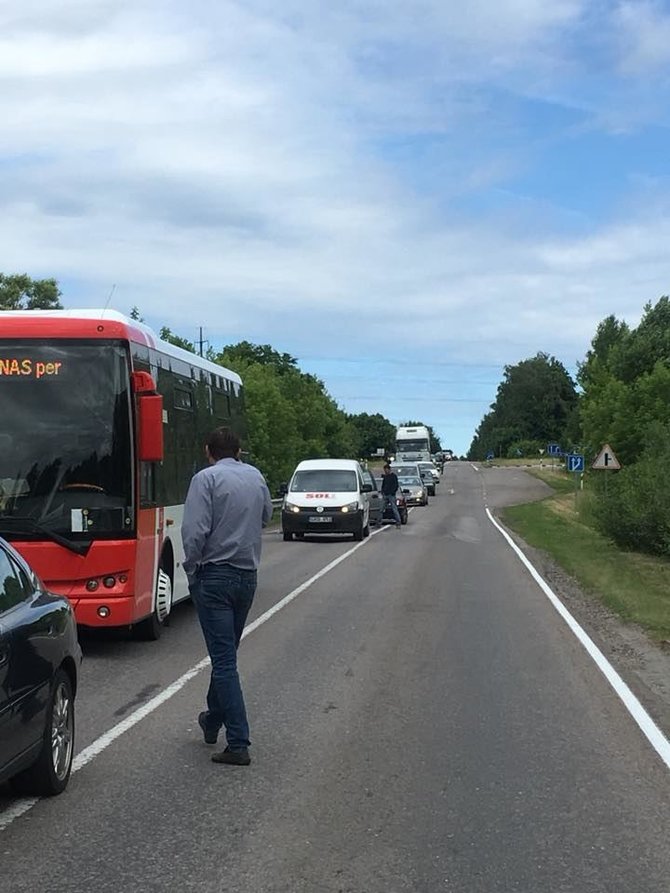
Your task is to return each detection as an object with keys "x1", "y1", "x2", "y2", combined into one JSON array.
[
  {"x1": 480, "y1": 457, "x2": 566, "y2": 468},
  {"x1": 502, "y1": 476, "x2": 670, "y2": 641}
]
